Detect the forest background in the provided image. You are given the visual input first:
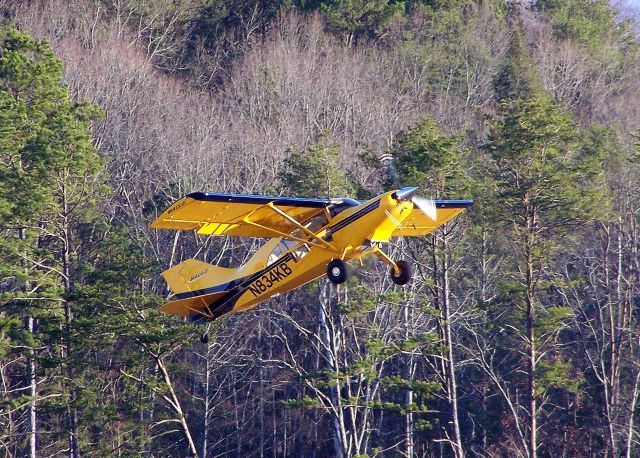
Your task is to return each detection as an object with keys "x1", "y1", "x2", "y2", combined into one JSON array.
[{"x1": 1, "y1": 0, "x2": 640, "y2": 457}]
